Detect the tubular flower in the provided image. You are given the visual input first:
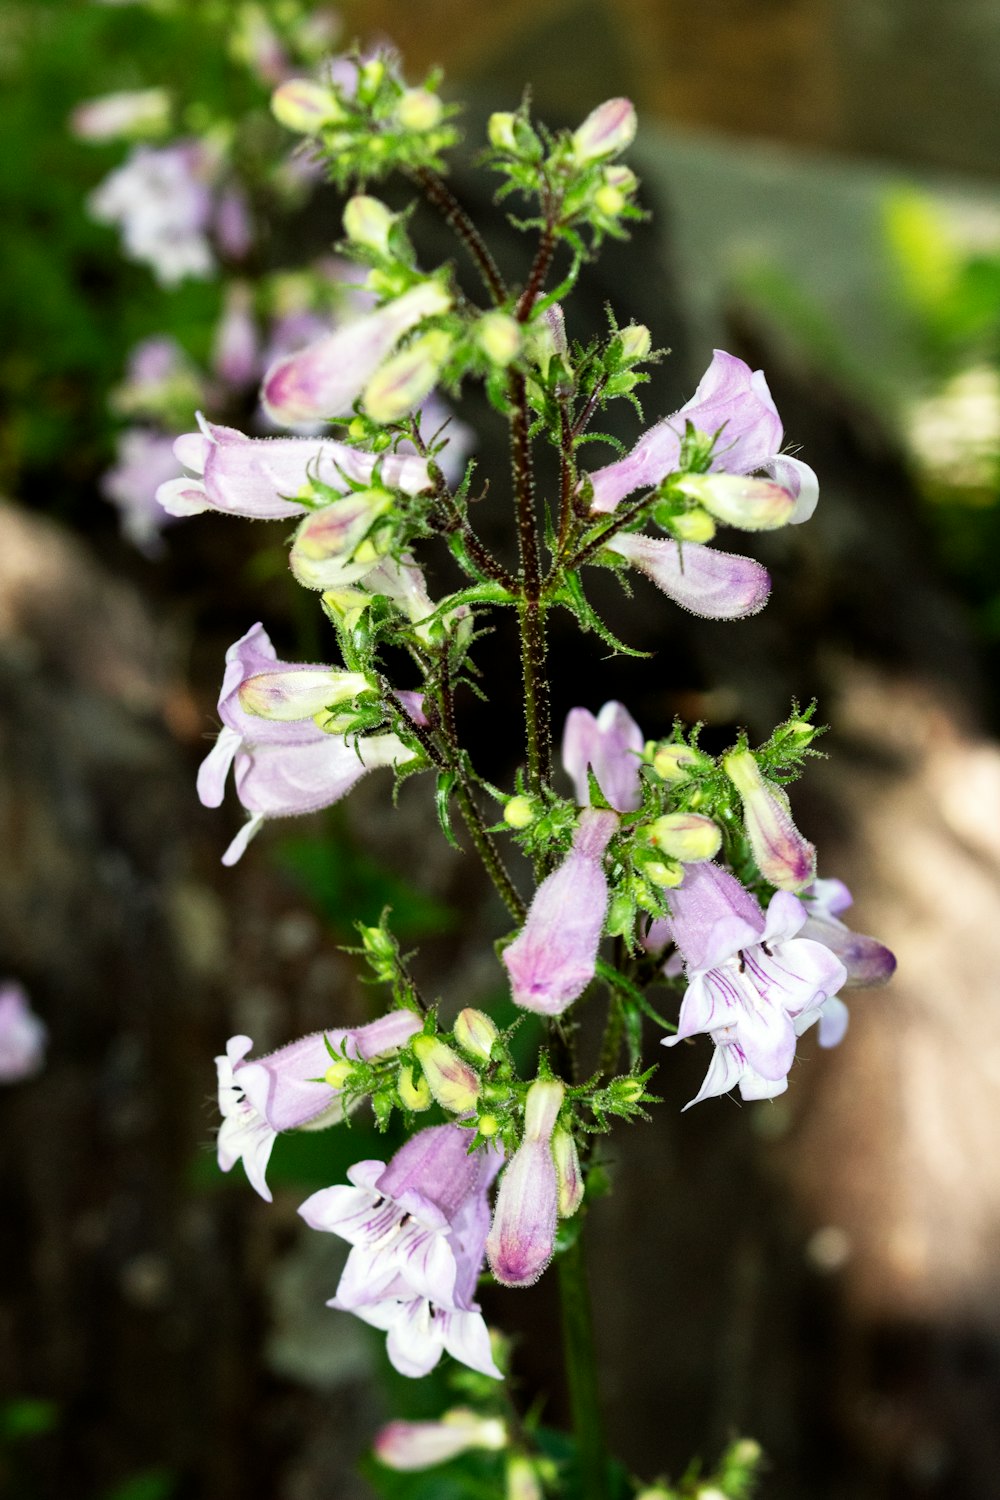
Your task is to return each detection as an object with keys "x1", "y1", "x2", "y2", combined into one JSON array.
[
  {"x1": 261, "y1": 281, "x2": 452, "y2": 425},
  {"x1": 197, "y1": 623, "x2": 416, "y2": 865},
  {"x1": 299, "y1": 1124, "x2": 503, "y2": 1379},
  {"x1": 0, "y1": 983, "x2": 47, "y2": 1084},
  {"x1": 585, "y1": 349, "x2": 818, "y2": 520},
  {"x1": 800, "y1": 878, "x2": 897, "y2": 990},
  {"x1": 503, "y1": 809, "x2": 619, "y2": 1015},
  {"x1": 156, "y1": 414, "x2": 431, "y2": 519},
  {"x1": 374, "y1": 1410, "x2": 507, "y2": 1471},
  {"x1": 487, "y1": 1080, "x2": 564, "y2": 1286},
  {"x1": 216, "y1": 1011, "x2": 422, "y2": 1201},
  {"x1": 661, "y1": 862, "x2": 847, "y2": 1108},
  {"x1": 606, "y1": 532, "x2": 771, "y2": 620},
  {"x1": 561, "y1": 700, "x2": 644, "y2": 812},
  {"x1": 722, "y1": 748, "x2": 816, "y2": 891}
]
